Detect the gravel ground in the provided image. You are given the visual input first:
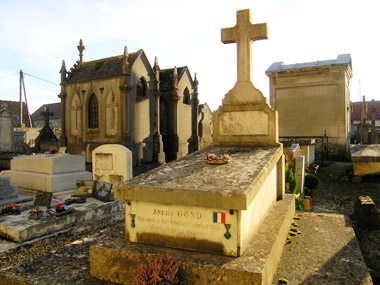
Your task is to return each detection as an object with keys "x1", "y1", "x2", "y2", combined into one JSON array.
[{"x1": 0, "y1": 161, "x2": 379, "y2": 284}]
